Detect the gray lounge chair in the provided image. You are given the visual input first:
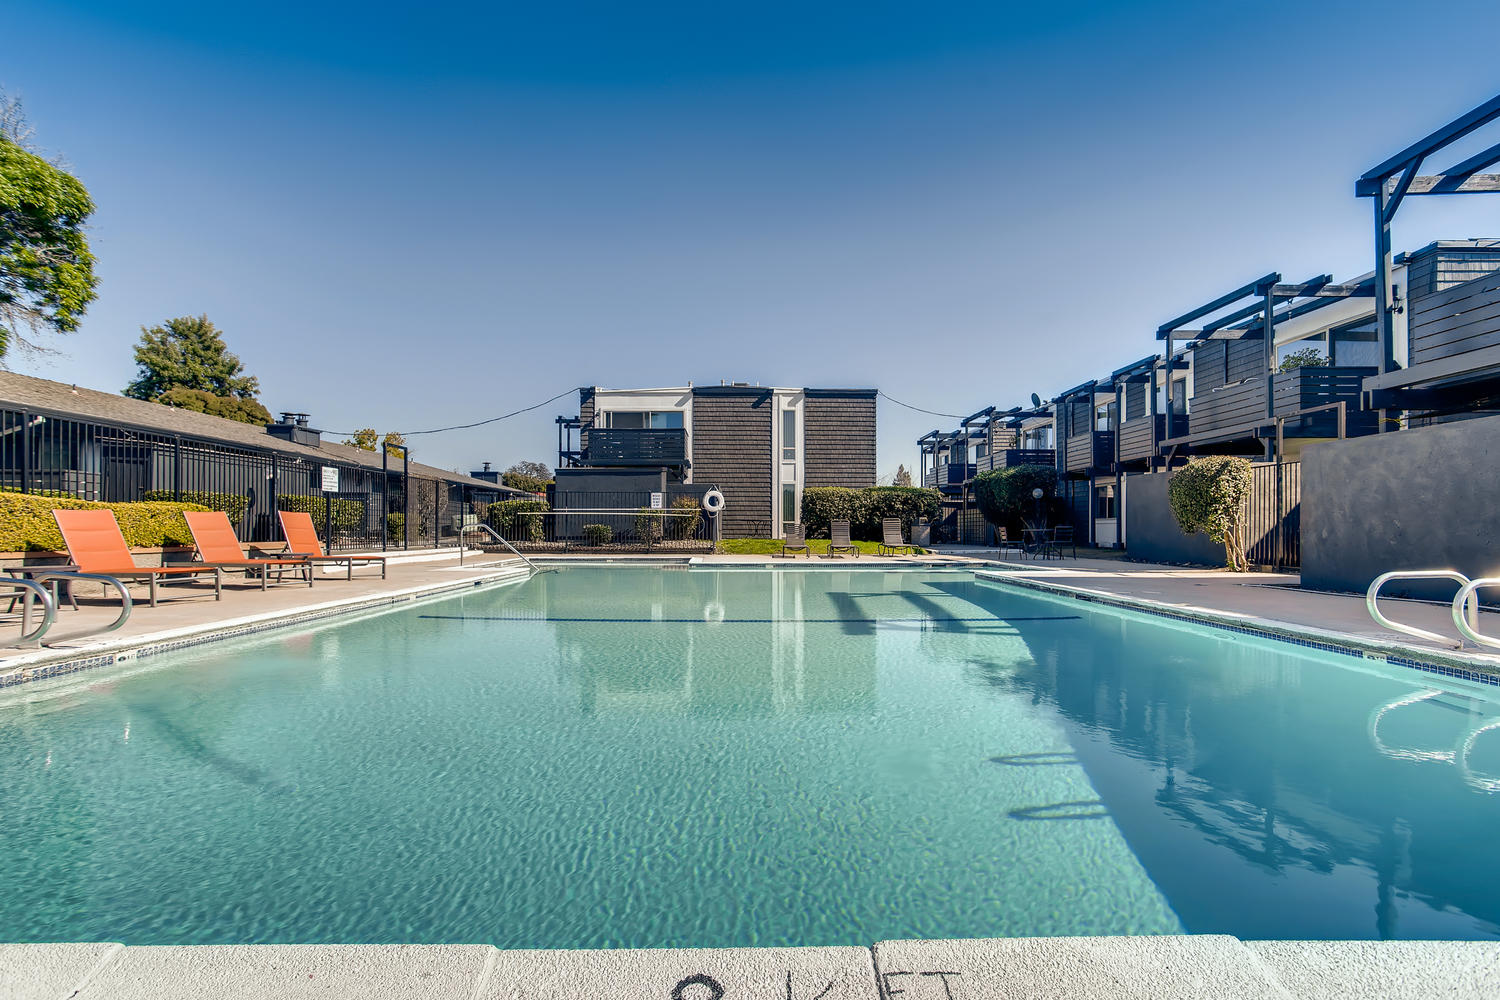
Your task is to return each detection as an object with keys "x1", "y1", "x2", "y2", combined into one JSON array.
[
  {"x1": 825, "y1": 519, "x2": 858, "y2": 558},
  {"x1": 878, "y1": 518, "x2": 914, "y2": 556},
  {"x1": 1048, "y1": 524, "x2": 1077, "y2": 559},
  {"x1": 778, "y1": 523, "x2": 811, "y2": 558},
  {"x1": 994, "y1": 525, "x2": 1024, "y2": 560}
]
